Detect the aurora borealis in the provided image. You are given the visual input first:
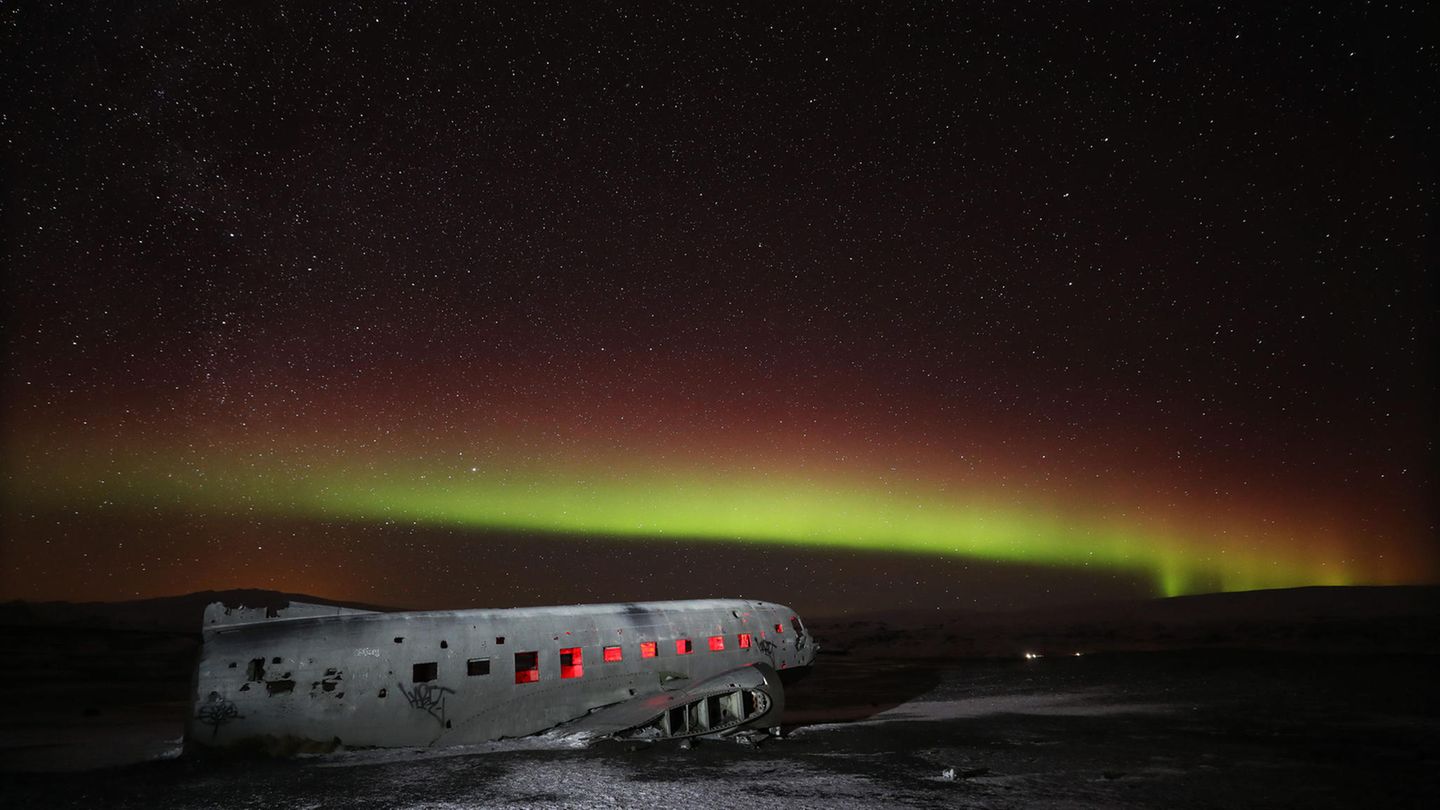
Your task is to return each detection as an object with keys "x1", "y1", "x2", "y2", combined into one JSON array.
[
  {"x1": 8, "y1": 388, "x2": 1421, "y2": 602},
  {"x1": 2, "y1": 3, "x2": 1435, "y2": 613}
]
